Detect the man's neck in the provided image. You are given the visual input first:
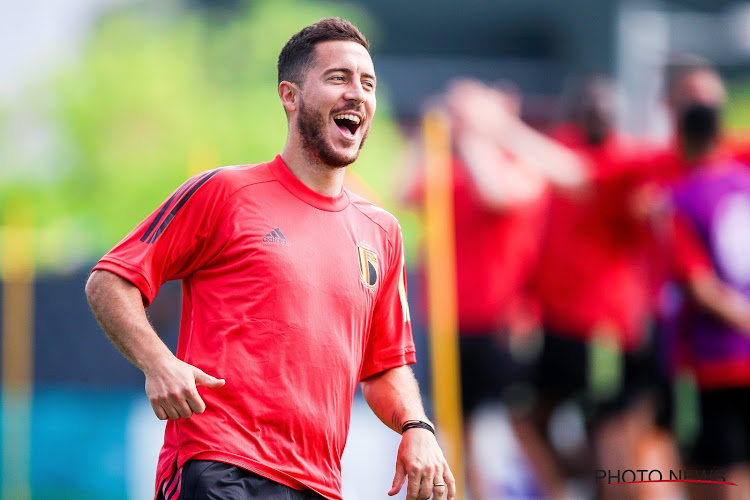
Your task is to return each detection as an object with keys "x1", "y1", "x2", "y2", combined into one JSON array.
[{"x1": 280, "y1": 145, "x2": 347, "y2": 198}]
